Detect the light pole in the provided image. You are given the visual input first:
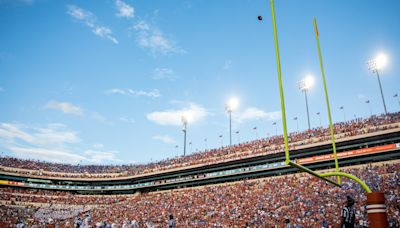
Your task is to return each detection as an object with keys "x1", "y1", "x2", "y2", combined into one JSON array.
[
  {"x1": 189, "y1": 141, "x2": 192, "y2": 154},
  {"x1": 316, "y1": 112, "x2": 322, "y2": 128},
  {"x1": 394, "y1": 94, "x2": 399, "y2": 108},
  {"x1": 339, "y1": 106, "x2": 346, "y2": 122},
  {"x1": 367, "y1": 53, "x2": 388, "y2": 114},
  {"x1": 293, "y1": 117, "x2": 299, "y2": 132},
  {"x1": 204, "y1": 138, "x2": 207, "y2": 151},
  {"x1": 272, "y1": 122, "x2": 277, "y2": 136},
  {"x1": 181, "y1": 116, "x2": 188, "y2": 156},
  {"x1": 225, "y1": 97, "x2": 239, "y2": 147},
  {"x1": 365, "y1": 100, "x2": 372, "y2": 116},
  {"x1": 175, "y1": 145, "x2": 179, "y2": 156},
  {"x1": 253, "y1": 126, "x2": 258, "y2": 139},
  {"x1": 235, "y1": 130, "x2": 240, "y2": 144},
  {"x1": 298, "y1": 76, "x2": 314, "y2": 130},
  {"x1": 219, "y1": 134, "x2": 223, "y2": 147}
]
